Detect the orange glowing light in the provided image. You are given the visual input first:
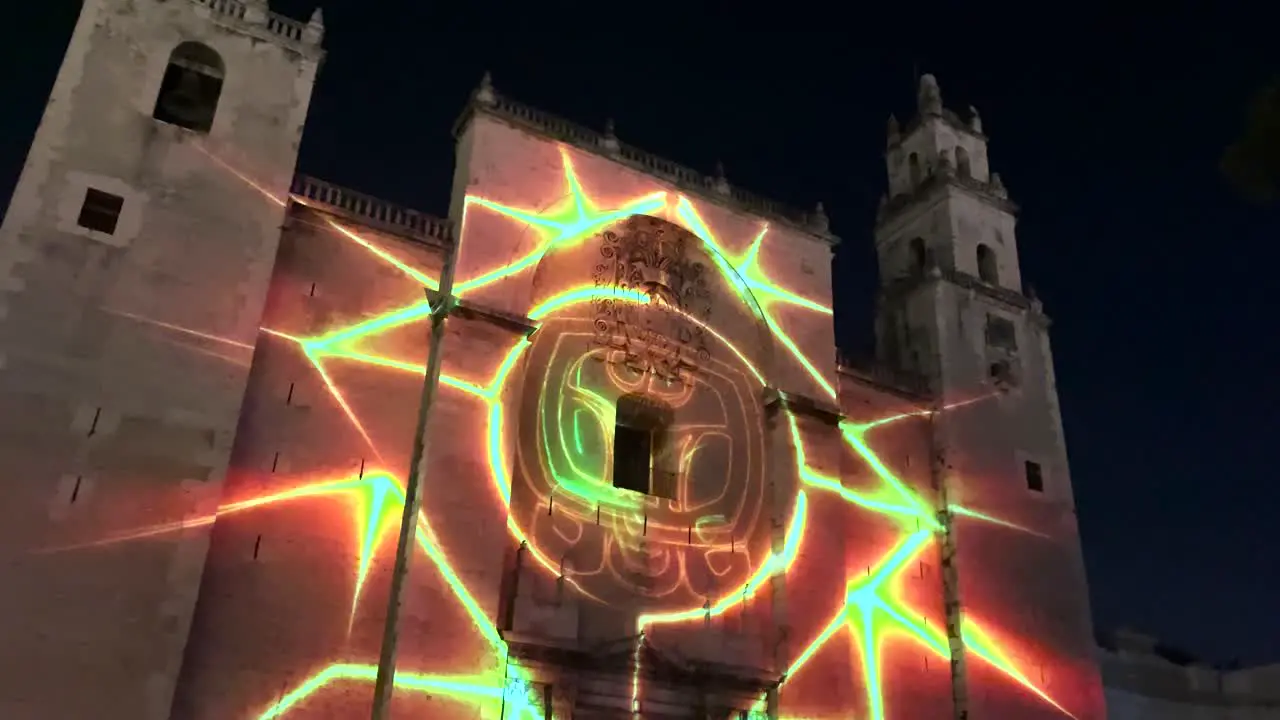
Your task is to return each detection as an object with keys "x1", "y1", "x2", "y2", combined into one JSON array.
[{"x1": 70, "y1": 141, "x2": 1083, "y2": 720}]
